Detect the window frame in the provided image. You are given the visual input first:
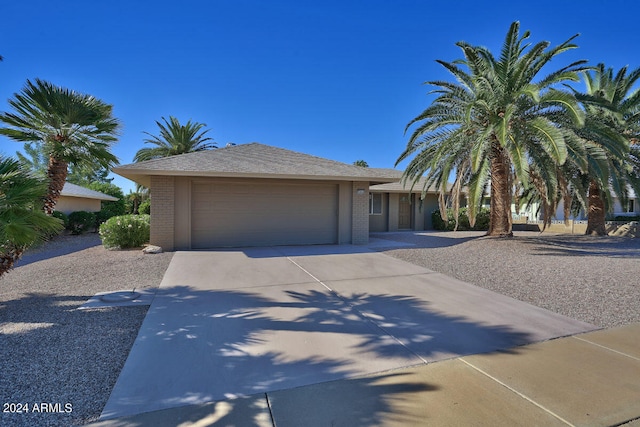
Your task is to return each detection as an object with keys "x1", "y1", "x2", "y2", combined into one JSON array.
[
  {"x1": 627, "y1": 199, "x2": 635, "y2": 213},
  {"x1": 369, "y1": 193, "x2": 382, "y2": 215}
]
